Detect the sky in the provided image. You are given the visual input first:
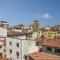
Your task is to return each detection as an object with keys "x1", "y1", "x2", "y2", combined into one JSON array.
[{"x1": 0, "y1": 0, "x2": 60, "y2": 27}]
